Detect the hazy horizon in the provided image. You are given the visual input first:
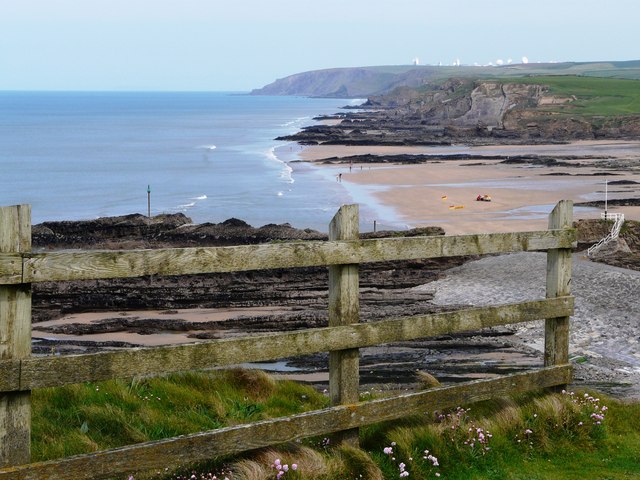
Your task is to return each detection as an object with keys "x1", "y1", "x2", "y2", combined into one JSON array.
[{"x1": 2, "y1": 0, "x2": 639, "y2": 92}]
